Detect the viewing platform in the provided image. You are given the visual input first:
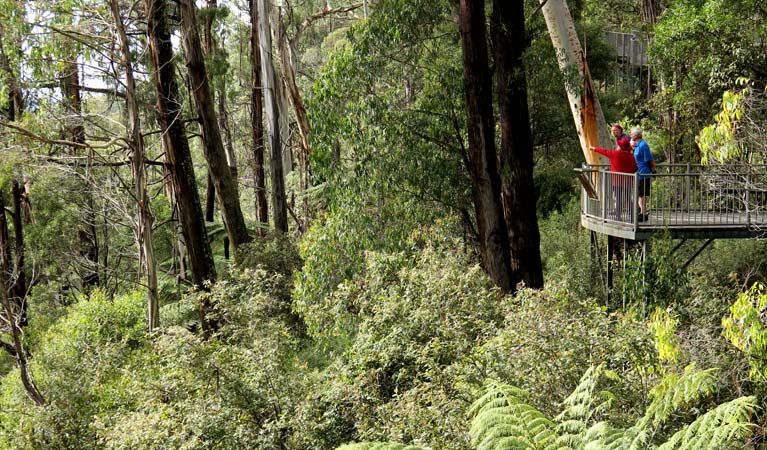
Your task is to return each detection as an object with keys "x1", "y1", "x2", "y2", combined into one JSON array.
[{"x1": 577, "y1": 164, "x2": 767, "y2": 241}]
